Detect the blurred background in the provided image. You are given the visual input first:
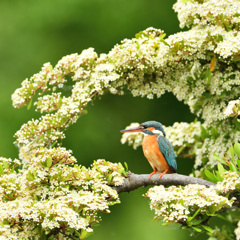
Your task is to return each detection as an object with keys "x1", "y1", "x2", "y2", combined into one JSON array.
[{"x1": 0, "y1": 0, "x2": 206, "y2": 239}]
